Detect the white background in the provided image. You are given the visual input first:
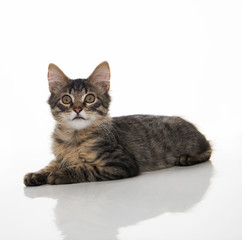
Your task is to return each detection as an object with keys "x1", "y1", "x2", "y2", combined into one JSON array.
[{"x1": 0, "y1": 0, "x2": 242, "y2": 240}]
